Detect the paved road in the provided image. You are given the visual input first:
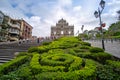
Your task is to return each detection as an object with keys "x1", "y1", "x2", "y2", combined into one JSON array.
[{"x1": 85, "y1": 40, "x2": 120, "y2": 58}]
